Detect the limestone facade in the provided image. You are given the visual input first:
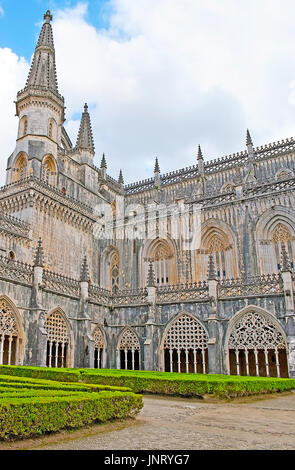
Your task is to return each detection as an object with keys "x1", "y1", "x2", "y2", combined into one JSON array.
[{"x1": 1, "y1": 11, "x2": 295, "y2": 377}]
